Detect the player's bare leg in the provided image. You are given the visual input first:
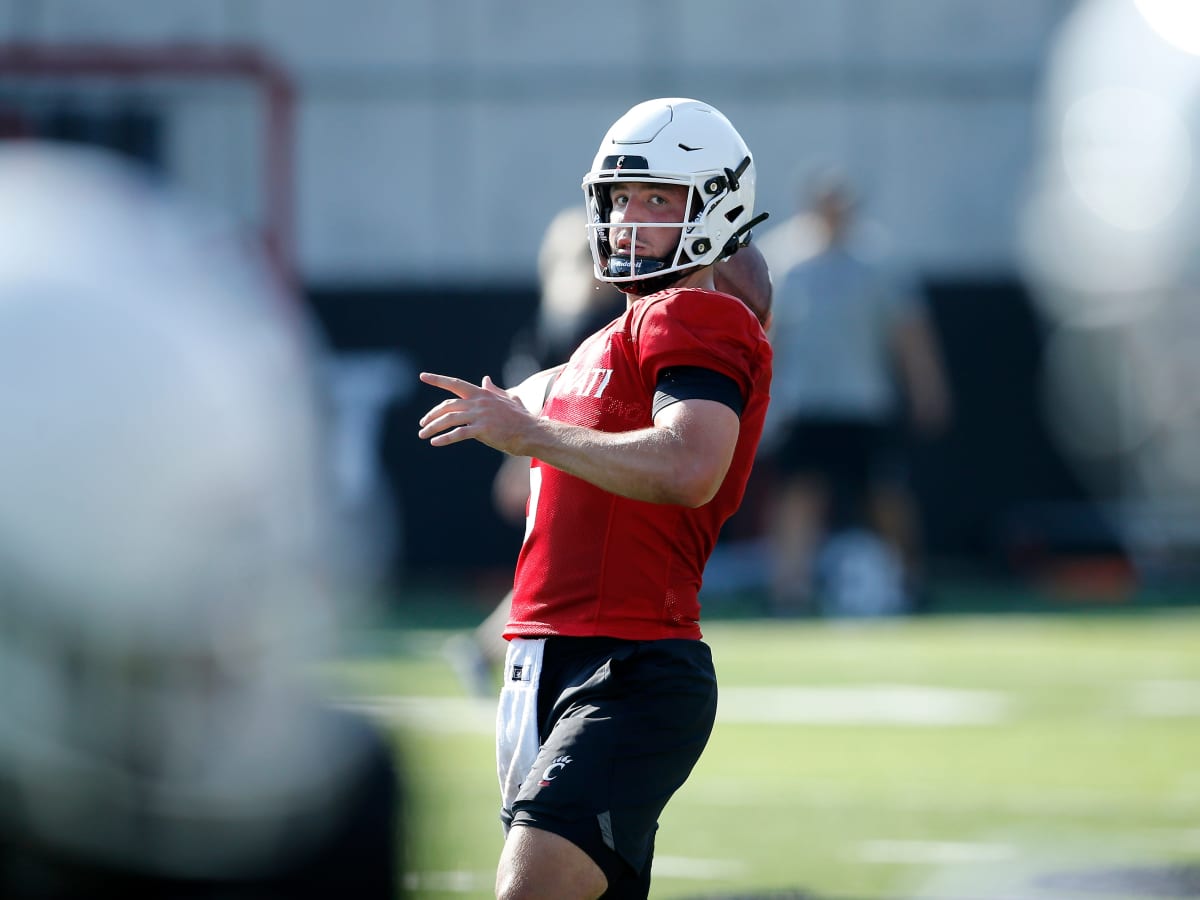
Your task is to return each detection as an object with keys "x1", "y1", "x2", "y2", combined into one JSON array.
[
  {"x1": 496, "y1": 826, "x2": 607, "y2": 900},
  {"x1": 869, "y1": 481, "x2": 923, "y2": 600},
  {"x1": 768, "y1": 475, "x2": 829, "y2": 615},
  {"x1": 444, "y1": 589, "x2": 512, "y2": 696}
]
